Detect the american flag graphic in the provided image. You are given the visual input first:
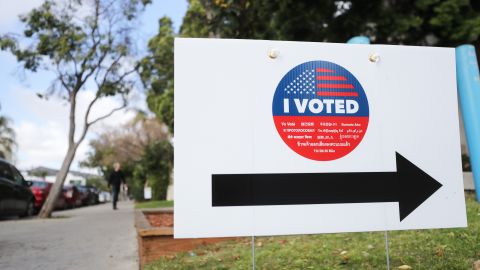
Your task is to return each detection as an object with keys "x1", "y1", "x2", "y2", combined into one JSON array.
[
  {"x1": 283, "y1": 68, "x2": 358, "y2": 97},
  {"x1": 273, "y1": 60, "x2": 369, "y2": 161}
]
